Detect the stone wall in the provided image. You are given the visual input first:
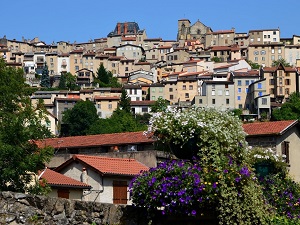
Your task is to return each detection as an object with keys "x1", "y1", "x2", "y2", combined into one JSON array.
[{"x1": 0, "y1": 191, "x2": 218, "y2": 225}]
